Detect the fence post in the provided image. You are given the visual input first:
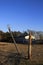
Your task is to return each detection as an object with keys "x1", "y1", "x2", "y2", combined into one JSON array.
[{"x1": 28, "y1": 31, "x2": 32, "y2": 60}]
